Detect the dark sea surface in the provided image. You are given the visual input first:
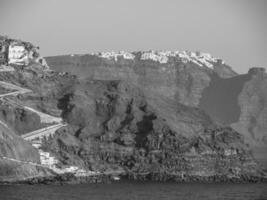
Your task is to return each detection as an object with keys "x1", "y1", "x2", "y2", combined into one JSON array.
[{"x1": 0, "y1": 182, "x2": 267, "y2": 200}]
